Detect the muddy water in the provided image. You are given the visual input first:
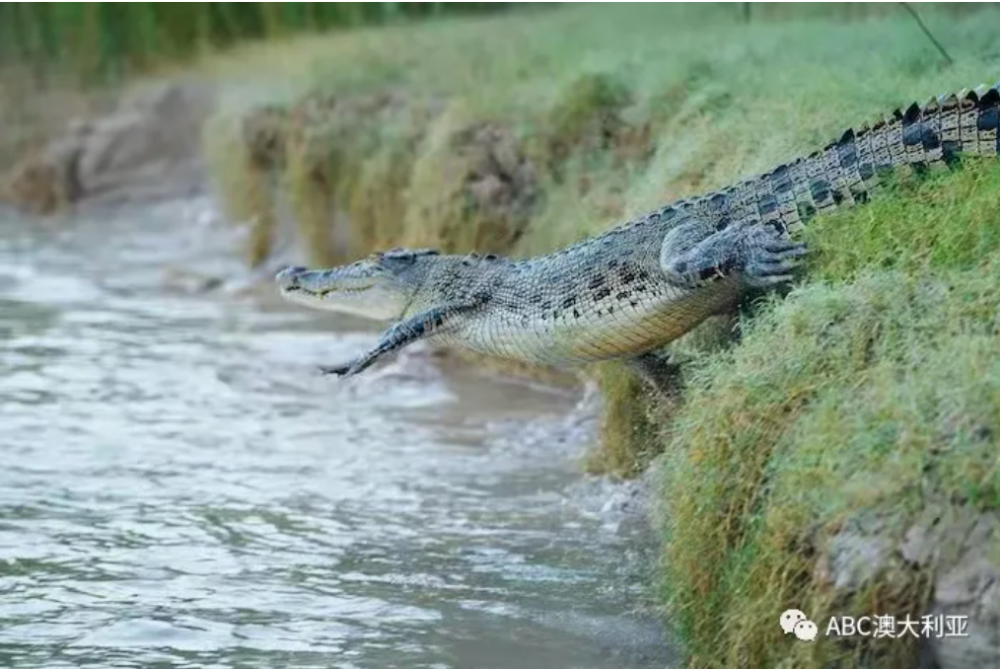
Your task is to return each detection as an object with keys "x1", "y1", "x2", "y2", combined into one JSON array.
[{"x1": 0, "y1": 200, "x2": 670, "y2": 669}]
